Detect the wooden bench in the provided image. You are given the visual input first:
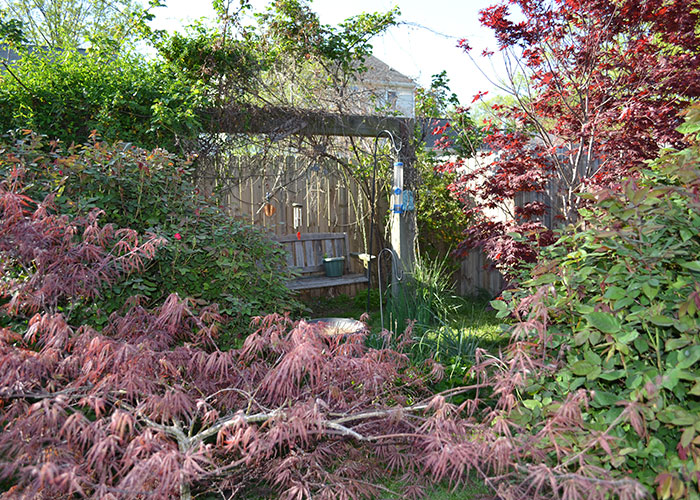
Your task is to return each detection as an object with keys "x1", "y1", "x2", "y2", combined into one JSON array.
[{"x1": 275, "y1": 232, "x2": 369, "y2": 290}]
